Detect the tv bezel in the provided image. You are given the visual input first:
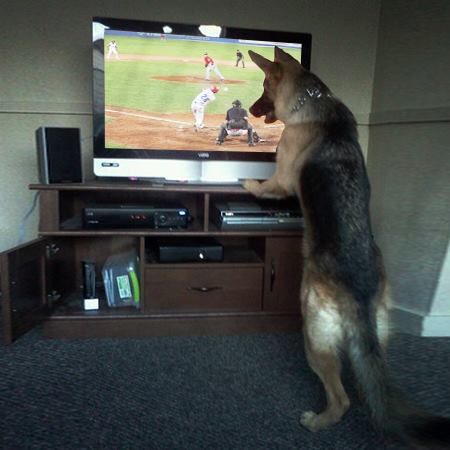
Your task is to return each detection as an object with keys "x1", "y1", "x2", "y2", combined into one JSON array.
[{"x1": 92, "y1": 16, "x2": 312, "y2": 166}]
